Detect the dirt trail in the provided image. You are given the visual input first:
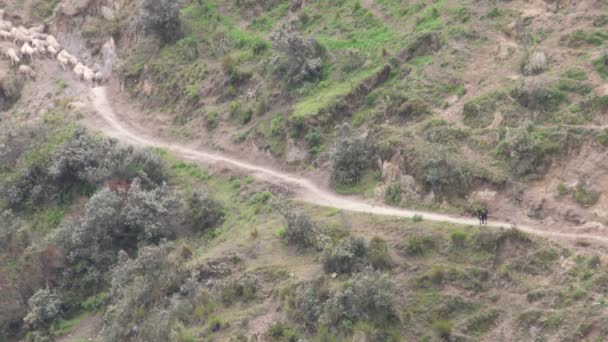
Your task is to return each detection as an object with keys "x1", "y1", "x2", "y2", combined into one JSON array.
[{"x1": 89, "y1": 86, "x2": 608, "y2": 244}]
